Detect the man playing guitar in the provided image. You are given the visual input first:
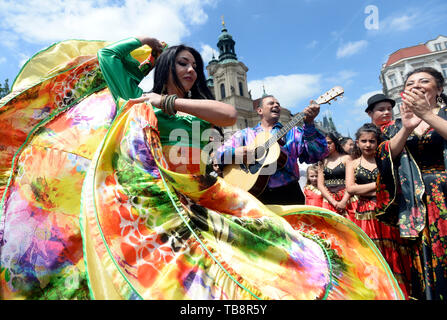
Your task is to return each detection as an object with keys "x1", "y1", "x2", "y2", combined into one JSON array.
[{"x1": 216, "y1": 95, "x2": 328, "y2": 205}]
